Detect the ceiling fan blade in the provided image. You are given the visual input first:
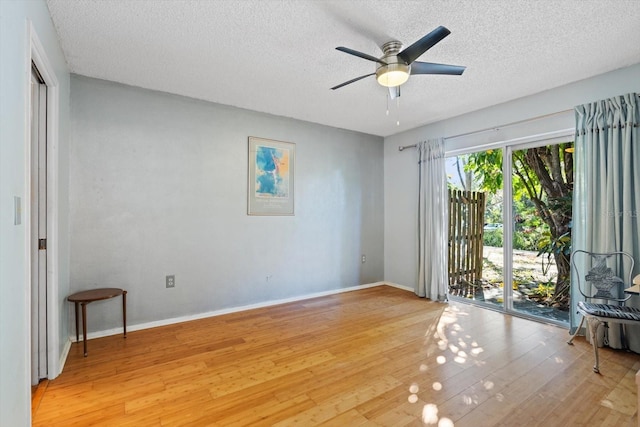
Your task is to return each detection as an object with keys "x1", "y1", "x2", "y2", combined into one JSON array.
[
  {"x1": 389, "y1": 86, "x2": 400, "y2": 99},
  {"x1": 331, "y1": 73, "x2": 376, "y2": 90},
  {"x1": 411, "y1": 61, "x2": 466, "y2": 75},
  {"x1": 398, "y1": 26, "x2": 451, "y2": 65},
  {"x1": 336, "y1": 47, "x2": 387, "y2": 65}
]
